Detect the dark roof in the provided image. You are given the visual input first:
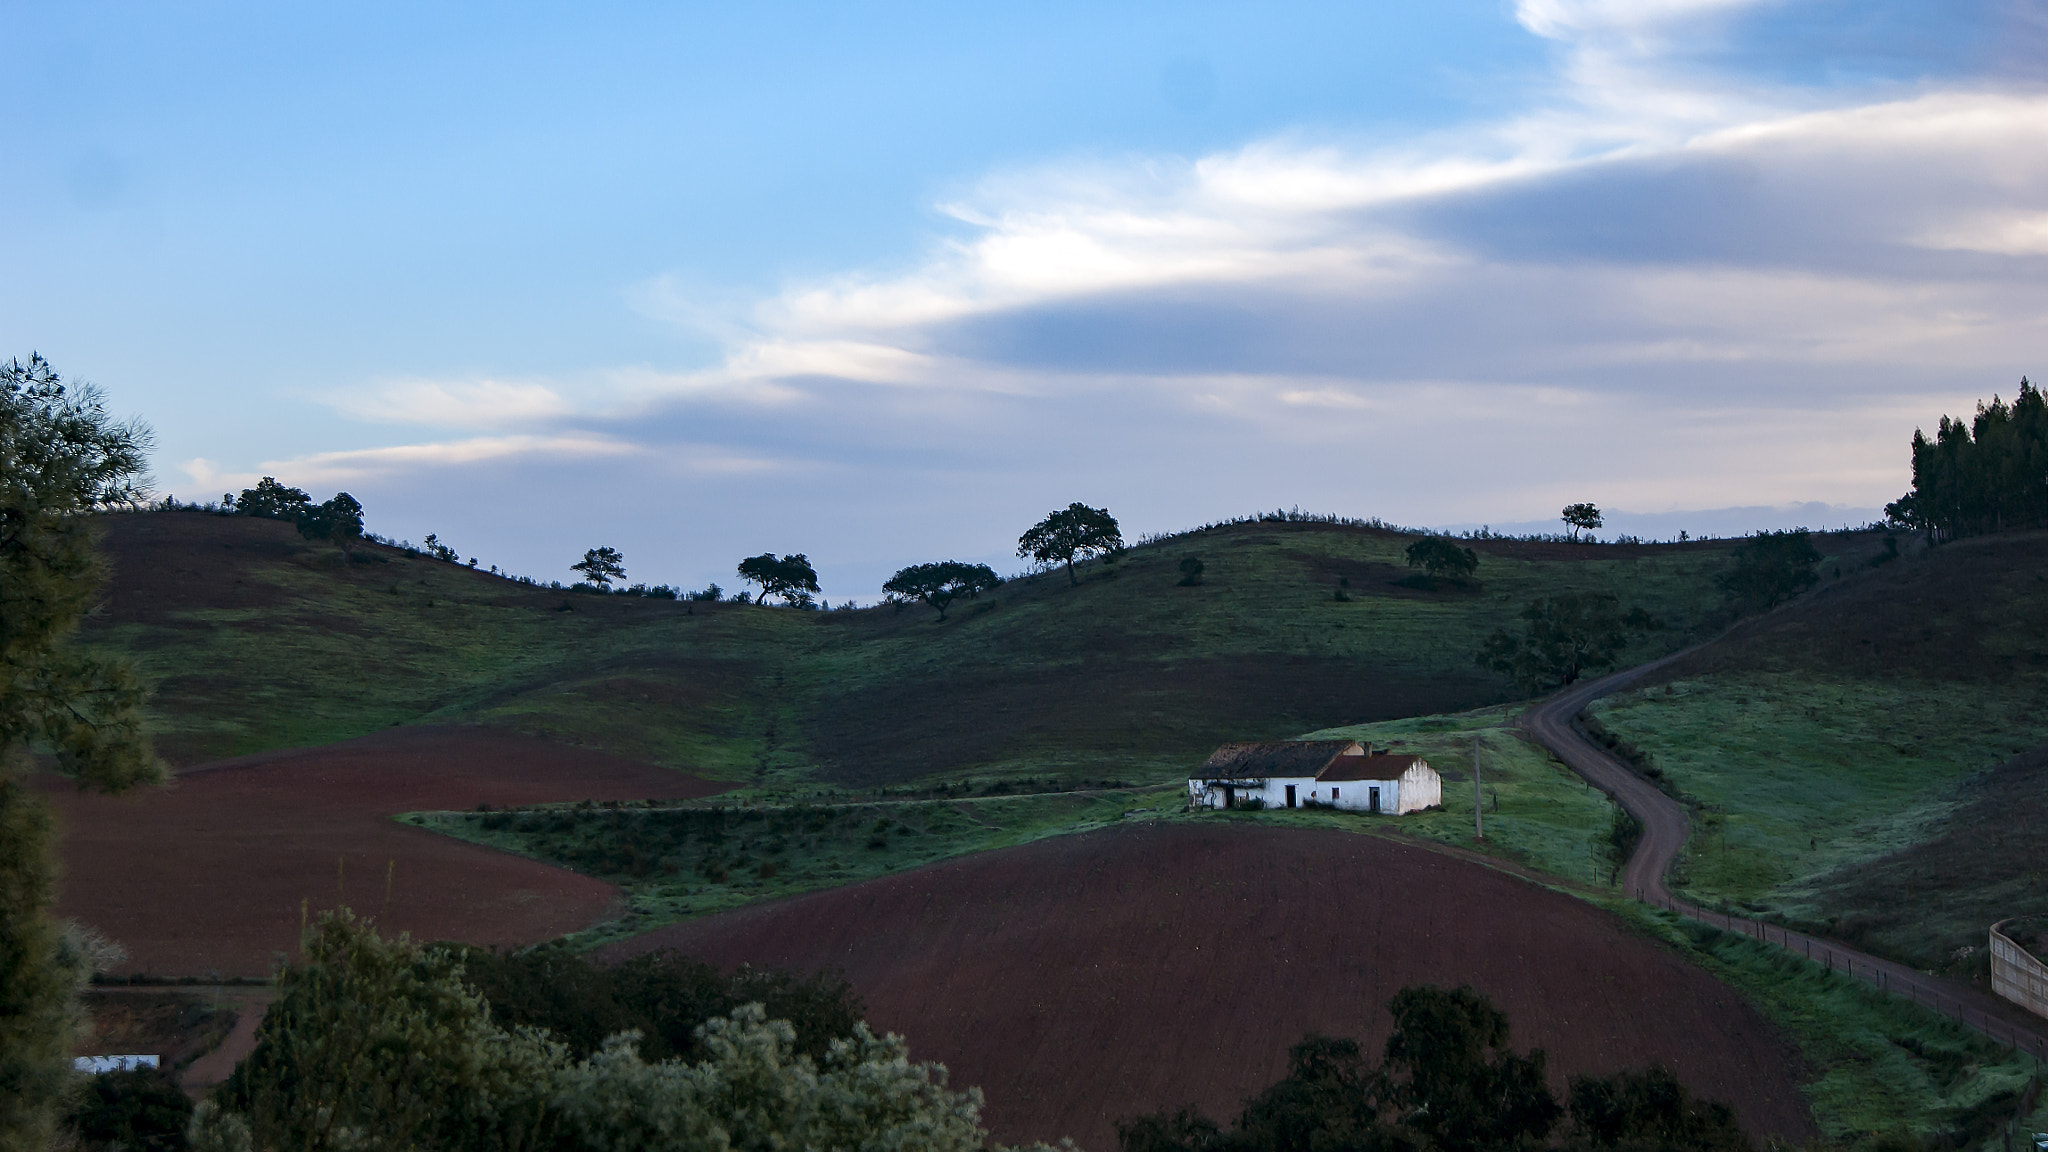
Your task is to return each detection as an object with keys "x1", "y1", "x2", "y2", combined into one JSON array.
[
  {"x1": 1317, "y1": 754, "x2": 1429, "y2": 782},
  {"x1": 1196, "y1": 740, "x2": 1363, "y2": 780}
]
